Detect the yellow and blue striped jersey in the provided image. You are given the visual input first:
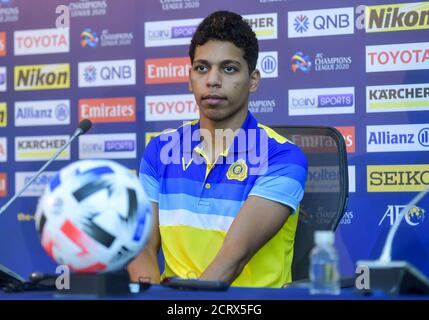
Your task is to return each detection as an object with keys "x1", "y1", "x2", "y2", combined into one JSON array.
[{"x1": 139, "y1": 112, "x2": 308, "y2": 288}]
